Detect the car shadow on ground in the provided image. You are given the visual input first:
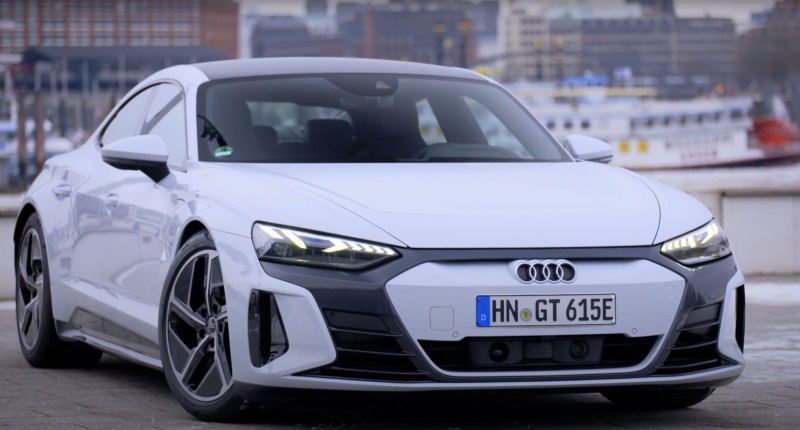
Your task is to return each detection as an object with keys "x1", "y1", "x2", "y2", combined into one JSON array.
[{"x1": 76, "y1": 356, "x2": 712, "y2": 429}]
